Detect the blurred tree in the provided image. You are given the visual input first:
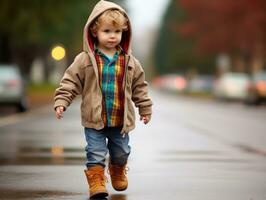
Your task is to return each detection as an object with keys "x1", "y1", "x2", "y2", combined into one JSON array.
[
  {"x1": 153, "y1": 0, "x2": 215, "y2": 76},
  {"x1": 179, "y1": 0, "x2": 266, "y2": 73},
  {"x1": 0, "y1": 0, "x2": 94, "y2": 78},
  {"x1": 0, "y1": 0, "x2": 125, "y2": 79}
]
